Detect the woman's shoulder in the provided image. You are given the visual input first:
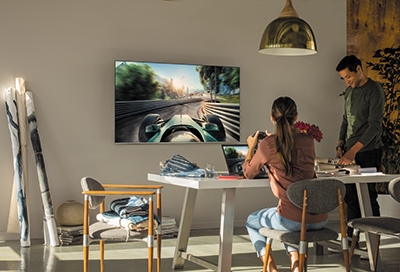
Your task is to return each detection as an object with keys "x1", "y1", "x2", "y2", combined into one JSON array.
[
  {"x1": 294, "y1": 132, "x2": 314, "y2": 144},
  {"x1": 259, "y1": 135, "x2": 275, "y2": 148}
]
